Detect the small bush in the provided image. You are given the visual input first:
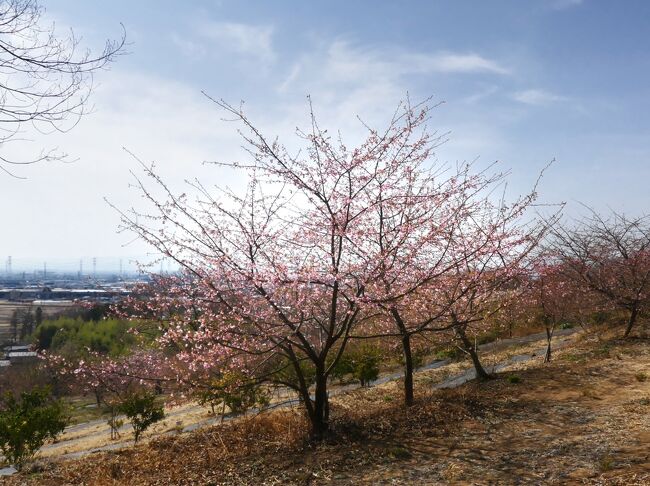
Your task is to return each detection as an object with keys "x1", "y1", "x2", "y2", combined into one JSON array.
[
  {"x1": 386, "y1": 445, "x2": 412, "y2": 460},
  {"x1": 0, "y1": 387, "x2": 68, "y2": 469},
  {"x1": 435, "y1": 347, "x2": 462, "y2": 361},
  {"x1": 559, "y1": 322, "x2": 574, "y2": 330},
  {"x1": 635, "y1": 372, "x2": 647, "y2": 382},
  {"x1": 476, "y1": 328, "x2": 501, "y2": 345},
  {"x1": 598, "y1": 454, "x2": 615, "y2": 472},
  {"x1": 329, "y1": 354, "x2": 355, "y2": 383},
  {"x1": 119, "y1": 392, "x2": 165, "y2": 443},
  {"x1": 595, "y1": 344, "x2": 611, "y2": 357},
  {"x1": 351, "y1": 345, "x2": 382, "y2": 387},
  {"x1": 507, "y1": 375, "x2": 521, "y2": 384},
  {"x1": 196, "y1": 372, "x2": 269, "y2": 417}
]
